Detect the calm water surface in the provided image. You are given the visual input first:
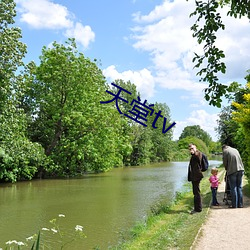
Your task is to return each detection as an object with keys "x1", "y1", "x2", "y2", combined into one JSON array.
[{"x1": 0, "y1": 160, "x2": 221, "y2": 249}]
